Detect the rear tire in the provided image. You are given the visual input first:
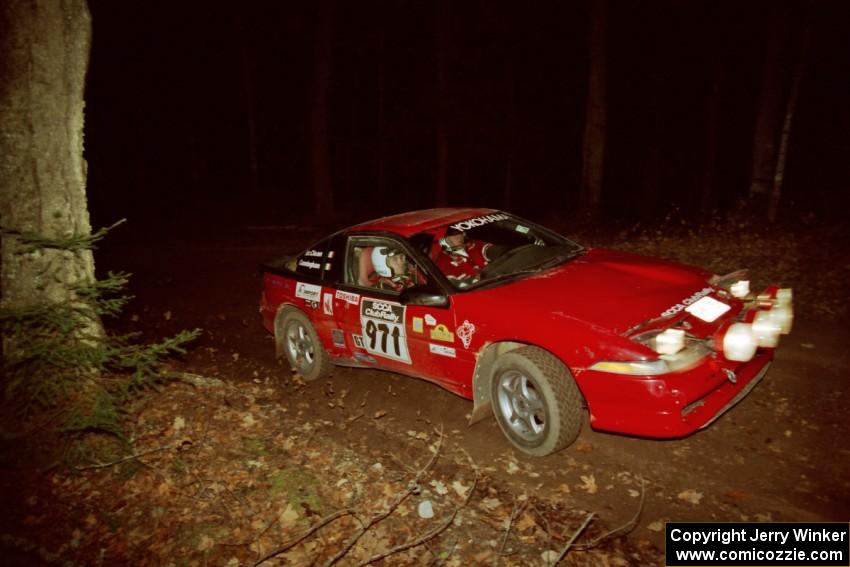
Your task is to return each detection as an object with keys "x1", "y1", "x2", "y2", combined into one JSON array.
[
  {"x1": 277, "y1": 308, "x2": 331, "y2": 382},
  {"x1": 490, "y1": 346, "x2": 583, "y2": 456}
]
